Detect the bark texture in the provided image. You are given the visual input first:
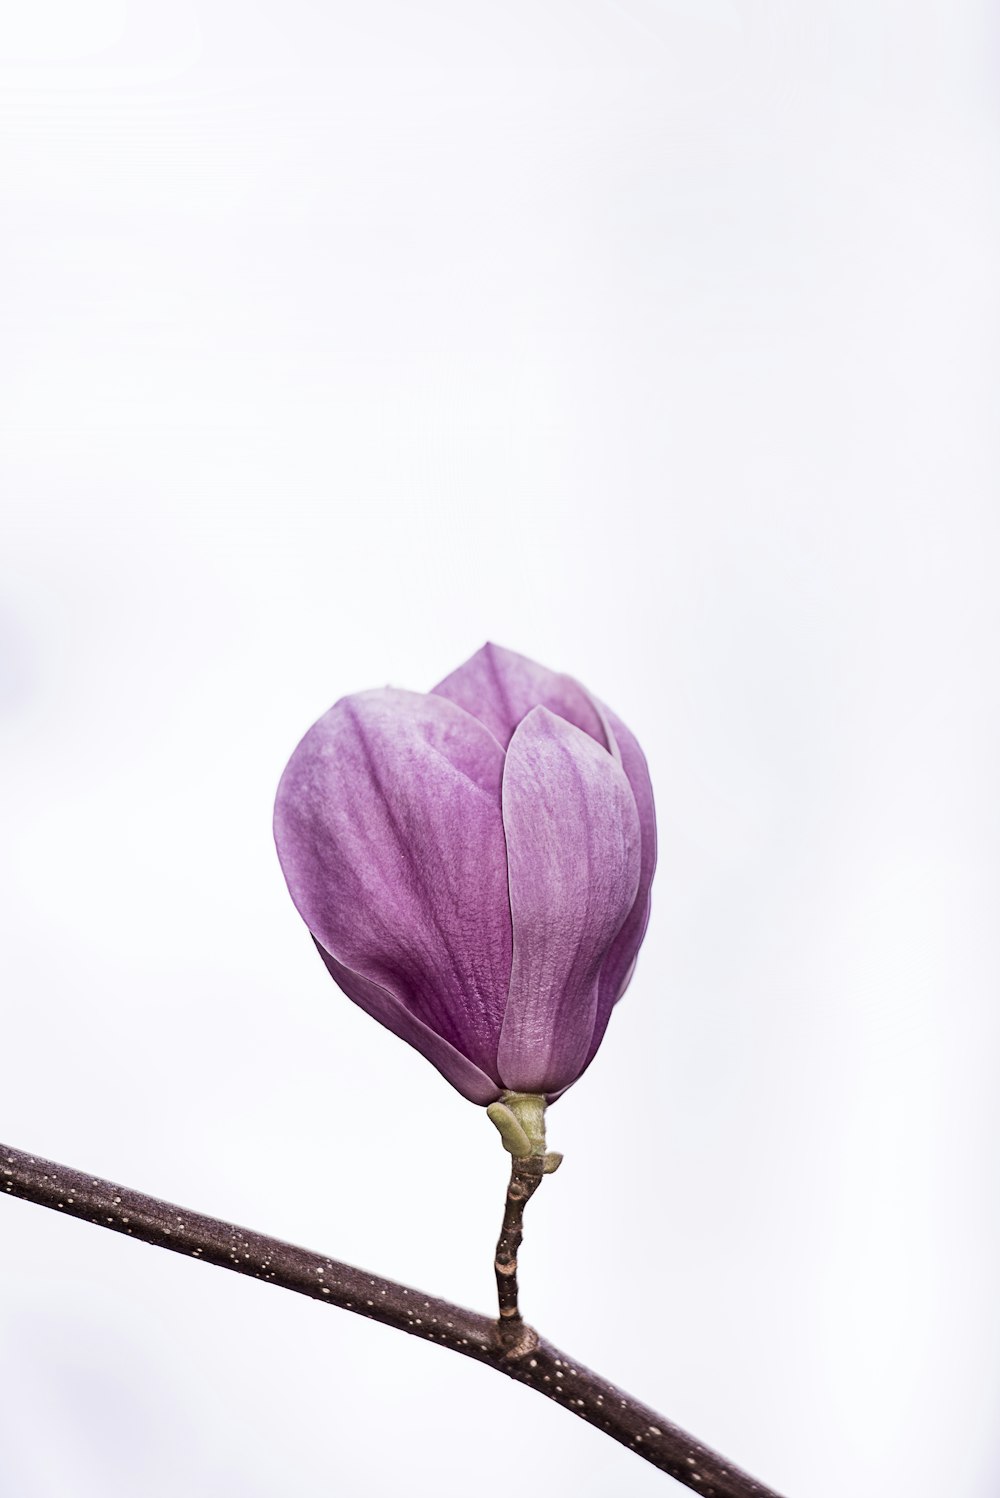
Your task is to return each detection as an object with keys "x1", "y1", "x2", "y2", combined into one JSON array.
[
  {"x1": 2, "y1": 1141, "x2": 788, "y2": 1498},
  {"x1": 494, "y1": 1151, "x2": 544, "y2": 1349}
]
